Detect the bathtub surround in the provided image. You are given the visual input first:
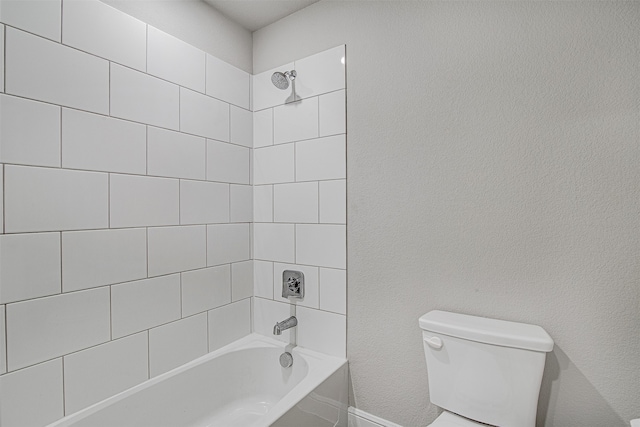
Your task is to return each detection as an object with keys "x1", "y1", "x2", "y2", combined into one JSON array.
[
  {"x1": 0, "y1": 1, "x2": 252, "y2": 425},
  {"x1": 253, "y1": 2, "x2": 640, "y2": 426},
  {"x1": 252, "y1": 44, "x2": 347, "y2": 358},
  {"x1": 0, "y1": 2, "x2": 347, "y2": 425}
]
